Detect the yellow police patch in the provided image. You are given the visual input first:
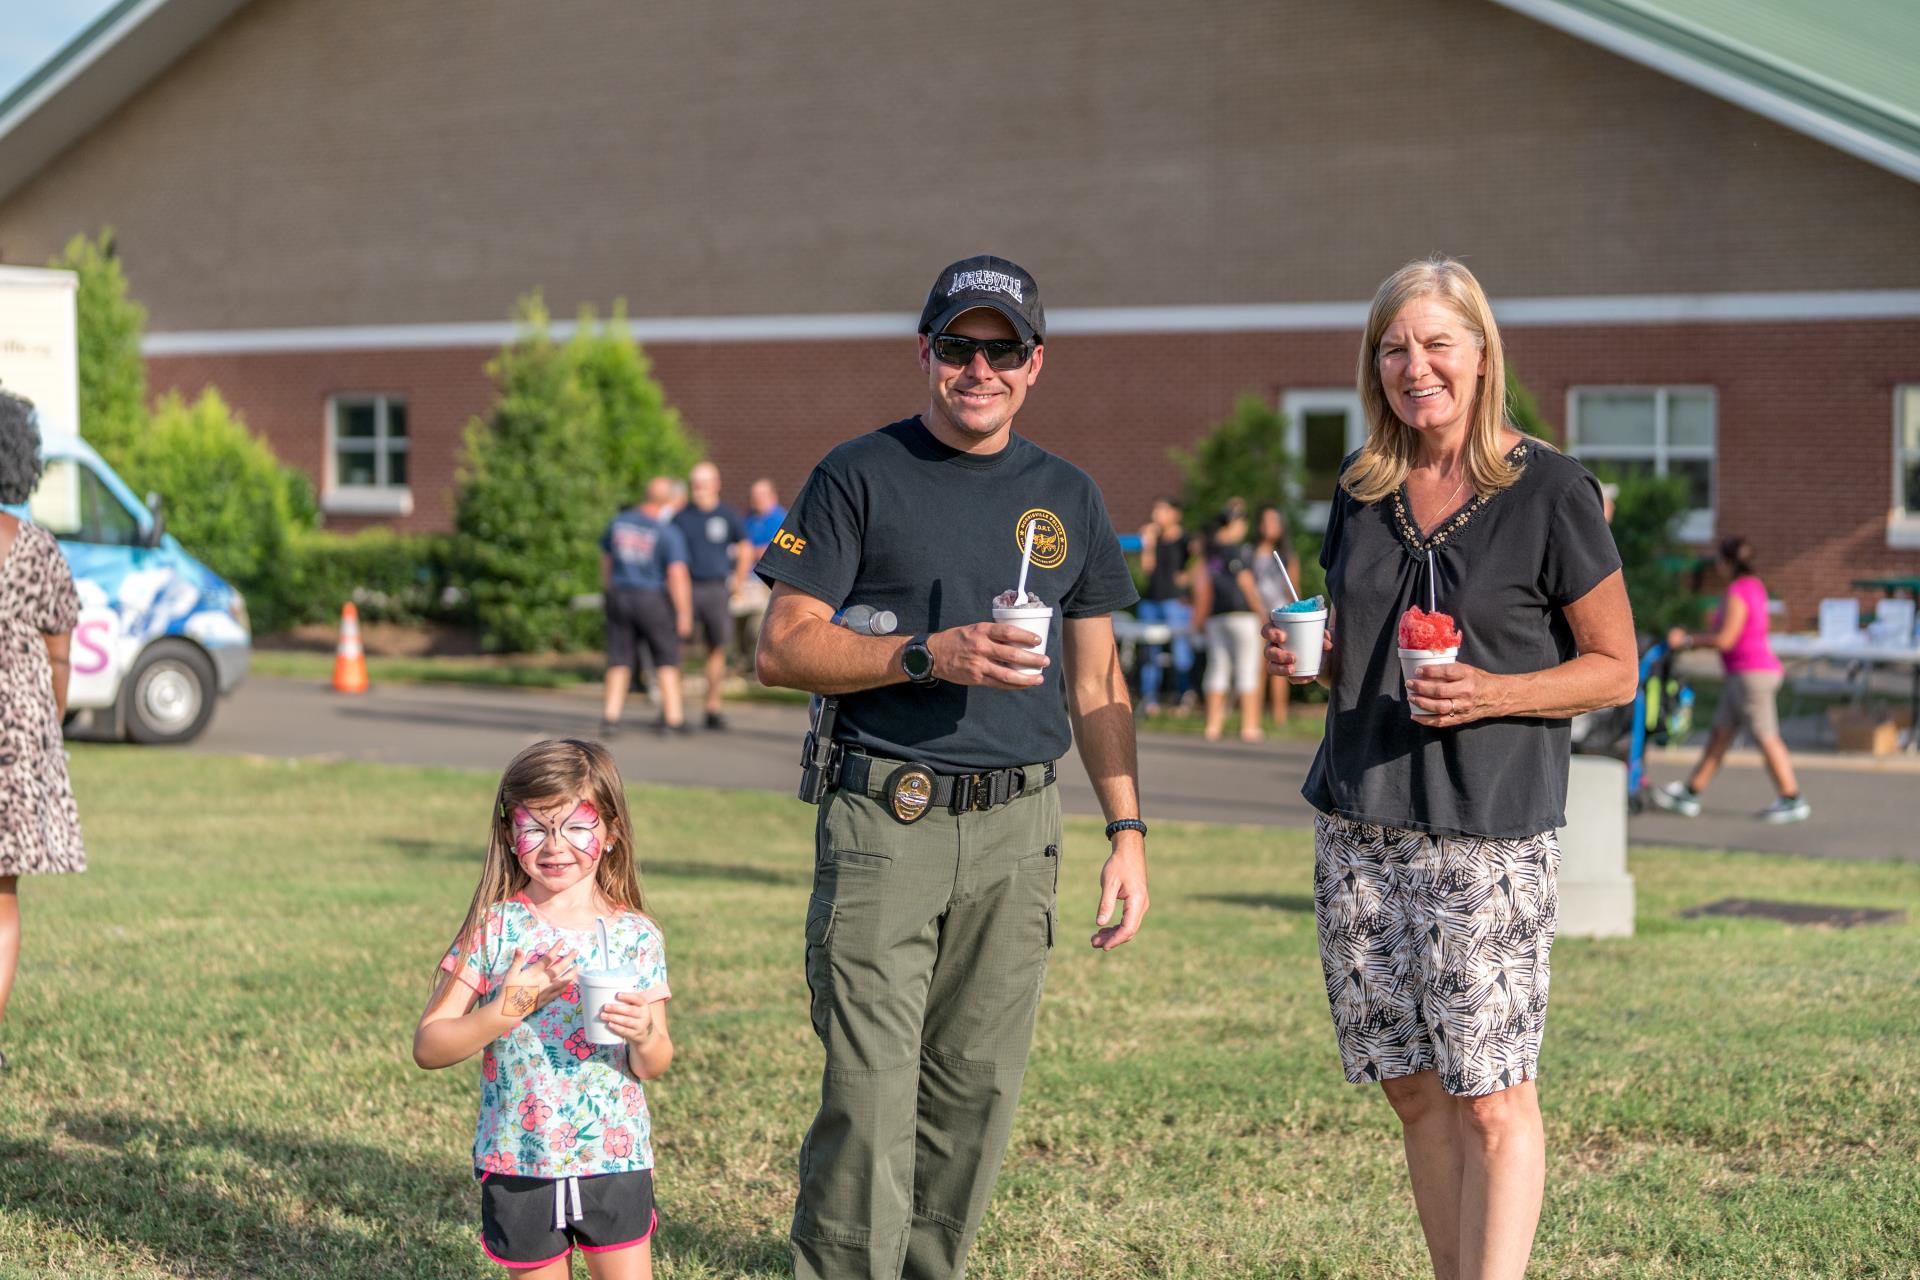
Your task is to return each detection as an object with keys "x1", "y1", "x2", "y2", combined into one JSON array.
[{"x1": 1015, "y1": 508, "x2": 1067, "y2": 570}]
